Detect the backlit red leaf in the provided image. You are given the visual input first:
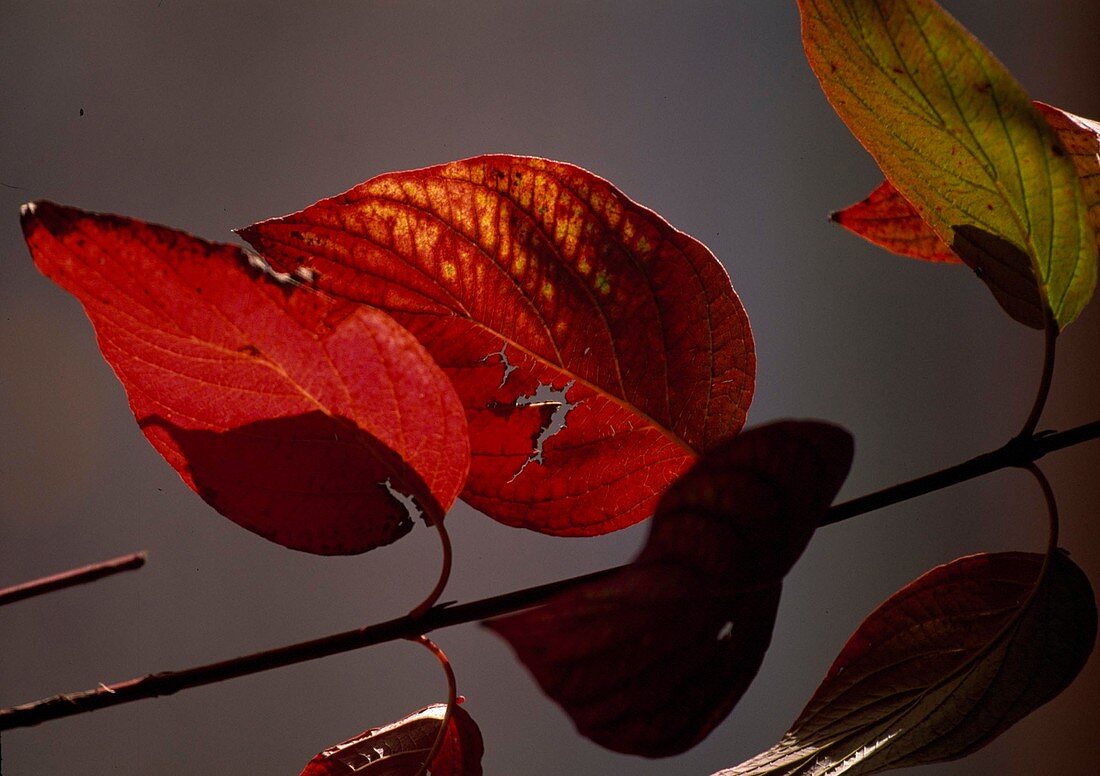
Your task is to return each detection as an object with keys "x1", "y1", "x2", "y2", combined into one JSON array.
[
  {"x1": 238, "y1": 155, "x2": 755, "y2": 536},
  {"x1": 21, "y1": 202, "x2": 469, "y2": 555},
  {"x1": 300, "y1": 702, "x2": 483, "y2": 776},
  {"x1": 485, "y1": 421, "x2": 853, "y2": 757},
  {"x1": 832, "y1": 181, "x2": 961, "y2": 264},
  {"x1": 721, "y1": 551, "x2": 1097, "y2": 775},
  {"x1": 833, "y1": 103, "x2": 1100, "y2": 268}
]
